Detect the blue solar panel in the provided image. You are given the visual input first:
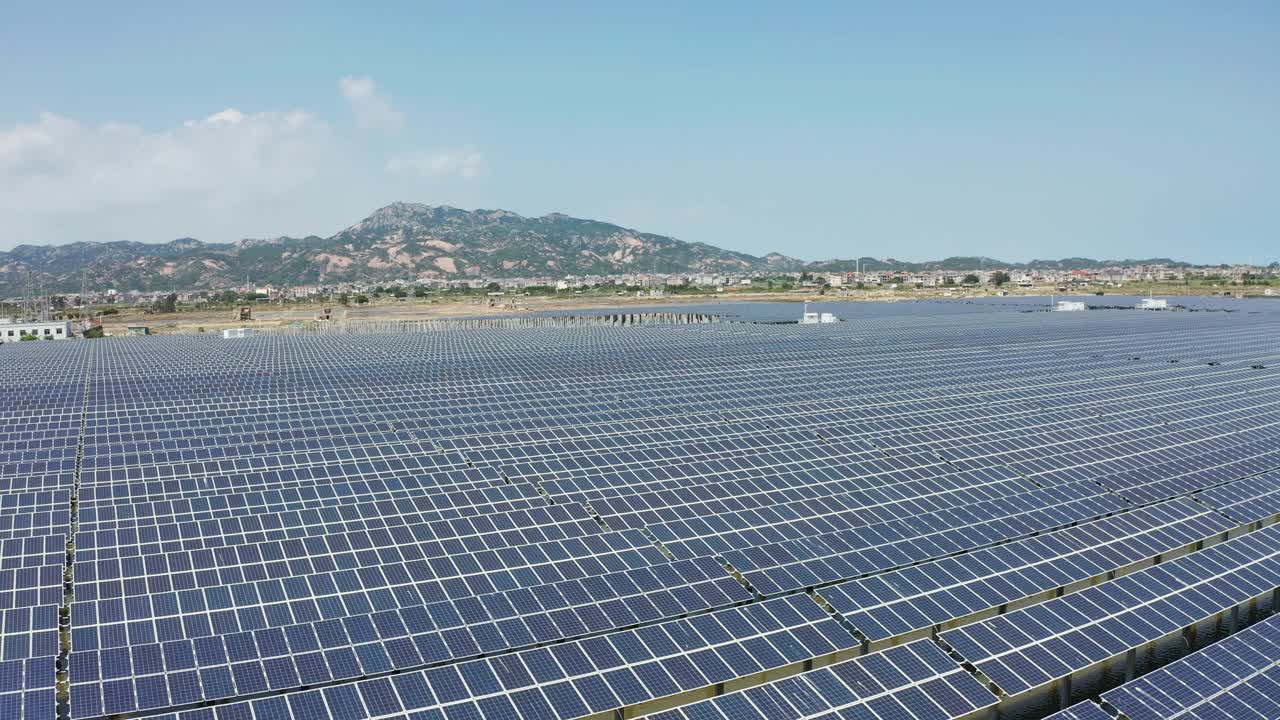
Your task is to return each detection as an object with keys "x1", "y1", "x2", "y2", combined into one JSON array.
[
  {"x1": 643, "y1": 640, "x2": 997, "y2": 720},
  {"x1": 940, "y1": 523, "x2": 1280, "y2": 697},
  {"x1": 1044, "y1": 700, "x2": 1115, "y2": 720},
  {"x1": 1100, "y1": 612, "x2": 1280, "y2": 719},
  {"x1": 0, "y1": 305, "x2": 1278, "y2": 719}
]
